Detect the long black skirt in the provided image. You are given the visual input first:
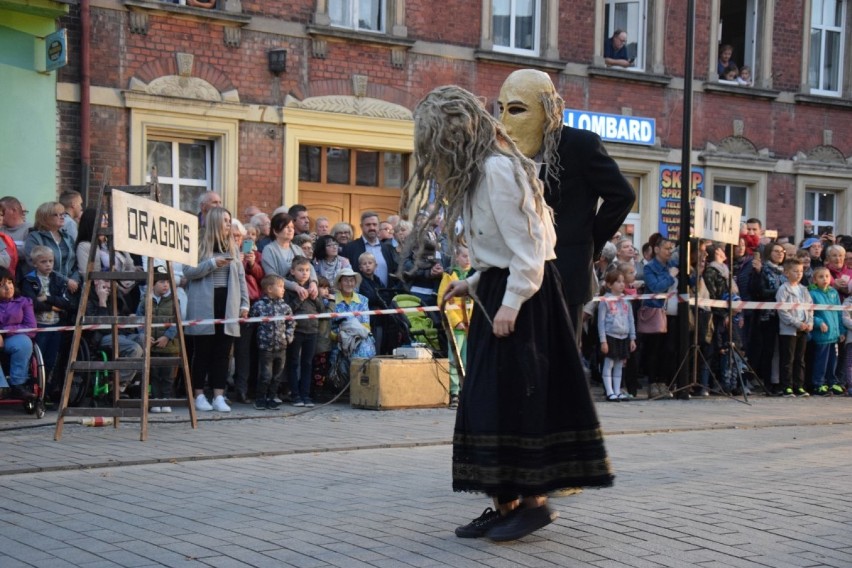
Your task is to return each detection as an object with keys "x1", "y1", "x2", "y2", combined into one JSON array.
[{"x1": 453, "y1": 263, "x2": 614, "y2": 497}]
